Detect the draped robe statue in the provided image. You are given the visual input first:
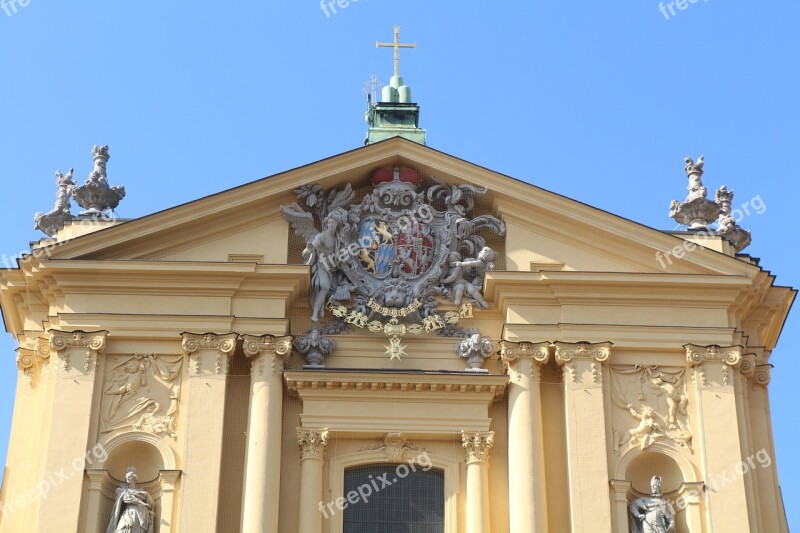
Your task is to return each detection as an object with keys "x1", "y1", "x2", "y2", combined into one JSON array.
[
  {"x1": 630, "y1": 475, "x2": 675, "y2": 533},
  {"x1": 106, "y1": 467, "x2": 155, "y2": 533}
]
